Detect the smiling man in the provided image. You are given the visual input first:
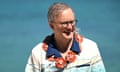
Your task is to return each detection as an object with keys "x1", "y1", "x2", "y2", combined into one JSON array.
[{"x1": 25, "y1": 2, "x2": 106, "y2": 72}]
